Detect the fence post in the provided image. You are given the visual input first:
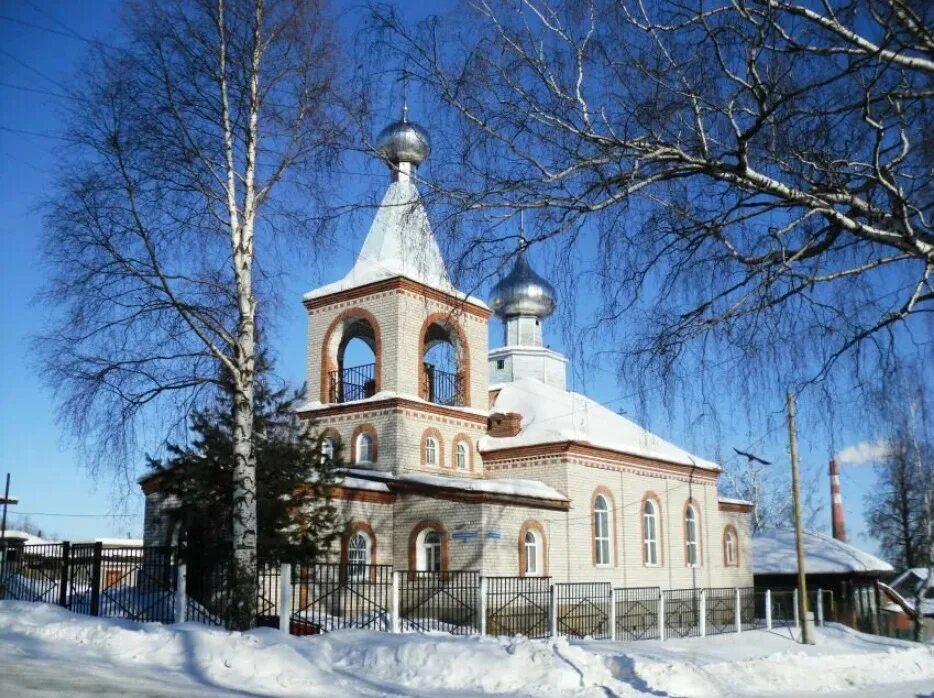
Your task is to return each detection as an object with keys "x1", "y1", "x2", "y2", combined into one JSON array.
[
  {"x1": 609, "y1": 588, "x2": 618, "y2": 641},
  {"x1": 816, "y1": 588, "x2": 824, "y2": 627},
  {"x1": 58, "y1": 542, "x2": 71, "y2": 608},
  {"x1": 279, "y1": 563, "x2": 292, "y2": 634},
  {"x1": 174, "y1": 562, "x2": 187, "y2": 624},
  {"x1": 734, "y1": 587, "x2": 742, "y2": 634},
  {"x1": 391, "y1": 571, "x2": 401, "y2": 634},
  {"x1": 549, "y1": 584, "x2": 558, "y2": 638},
  {"x1": 478, "y1": 576, "x2": 487, "y2": 636},
  {"x1": 658, "y1": 589, "x2": 665, "y2": 641},
  {"x1": 793, "y1": 589, "x2": 800, "y2": 628},
  {"x1": 89, "y1": 542, "x2": 103, "y2": 617},
  {"x1": 765, "y1": 589, "x2": 772, "y2": 631},
  {"x1": 698, "y1": 589, "x2": 706, "y2": 637}
]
